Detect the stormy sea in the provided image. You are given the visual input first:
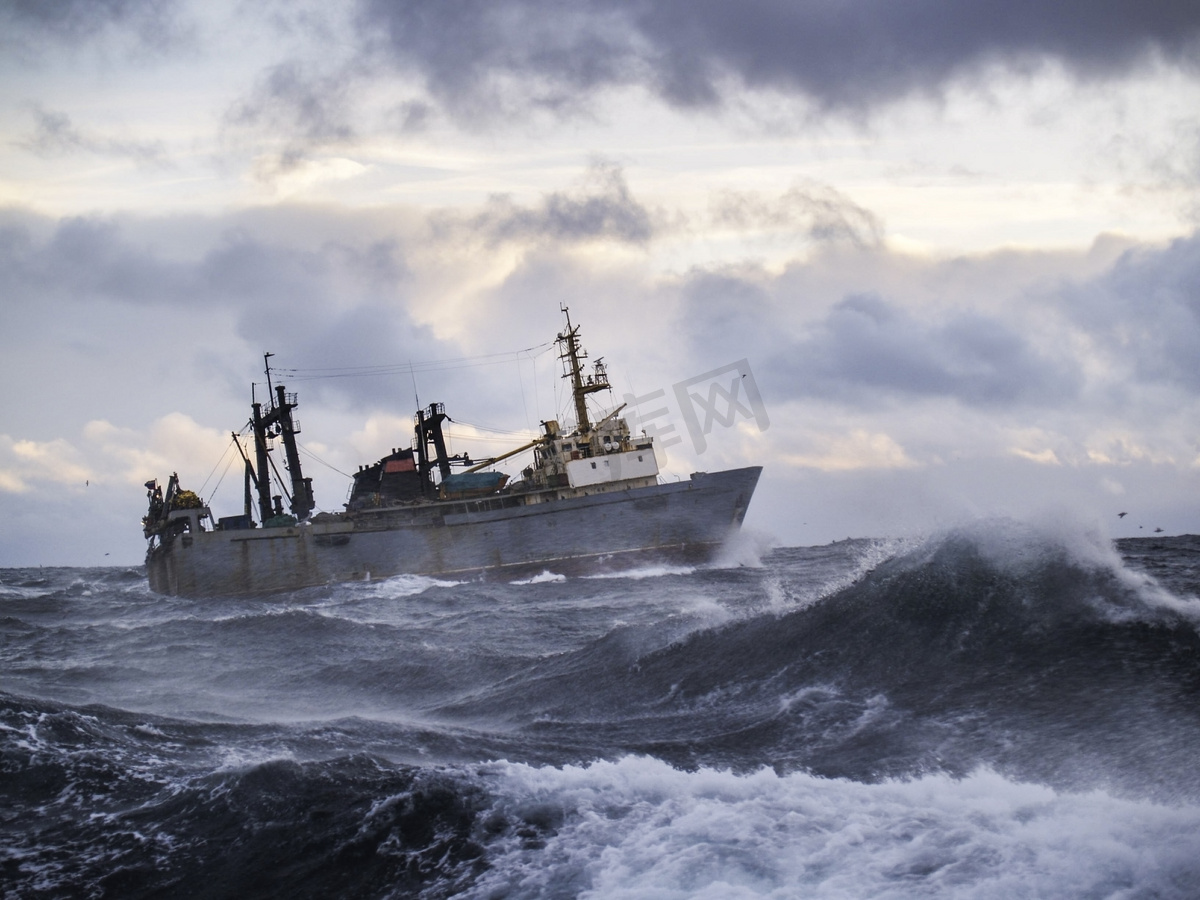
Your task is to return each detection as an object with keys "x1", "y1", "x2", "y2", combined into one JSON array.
[{"x1": 4, "y1": 521, "x2": 1200, "y2": 899}]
